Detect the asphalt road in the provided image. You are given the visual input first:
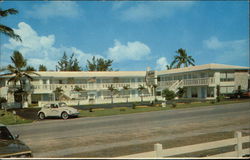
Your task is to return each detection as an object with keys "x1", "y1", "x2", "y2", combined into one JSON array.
[{"x1": 8, "y1": 102, "x2": 250, "y2": 158}]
